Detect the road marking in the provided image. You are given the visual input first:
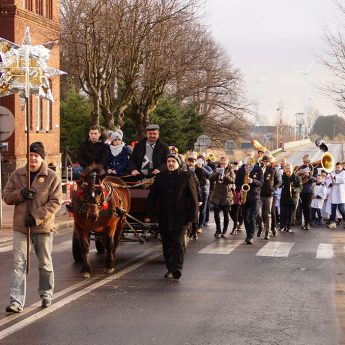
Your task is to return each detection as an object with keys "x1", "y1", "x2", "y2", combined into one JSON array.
[
  {"x1": 316, "y1": 243, "x2": 334, "y2": 259},
  {"x1": 0, "y1": 244, "x2": 12, "y2": 253},
  {"x1": 199, "y1": 240, "x2": 242, "y2": 255},
  {"x1": 0, "y1": 246, "x2": 161, "y2": 337},
  {"x1": 256, "y1": 241, "x2": 295, "y2": 257}
]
